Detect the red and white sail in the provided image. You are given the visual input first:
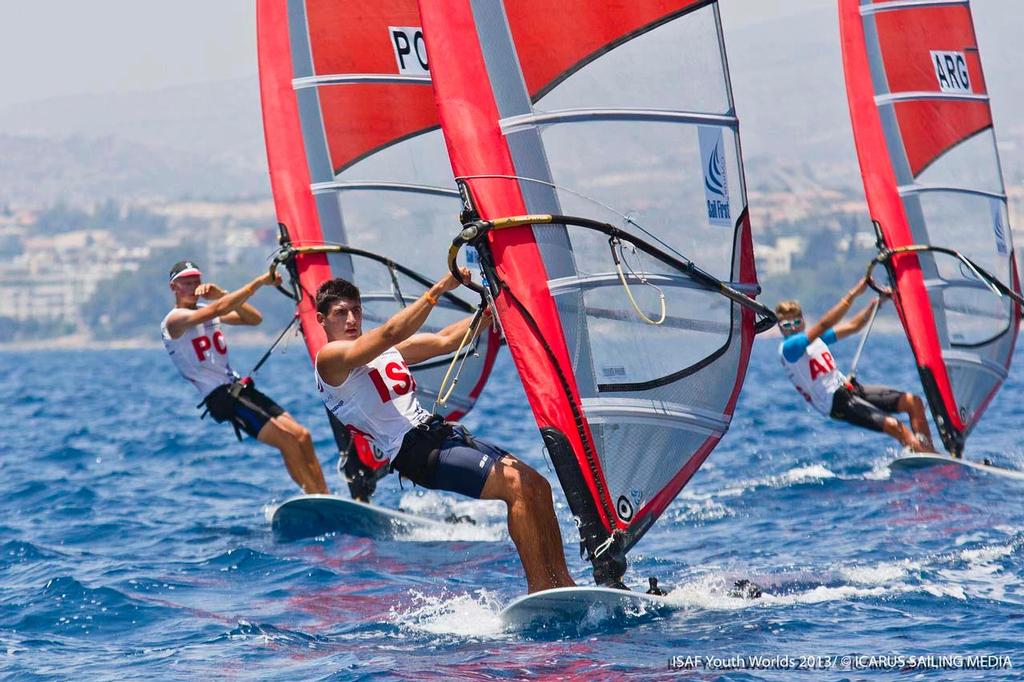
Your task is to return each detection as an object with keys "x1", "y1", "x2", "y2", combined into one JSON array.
[
  {"x1": 840, "y1": 0, "x2": 1020, "y2": 455},
  {"x1": 257, "y1": 1, "x2": 500, "y2": 453},
  {"x1": 419, "y1": 0, "x2": 763, "y2": 579}
]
